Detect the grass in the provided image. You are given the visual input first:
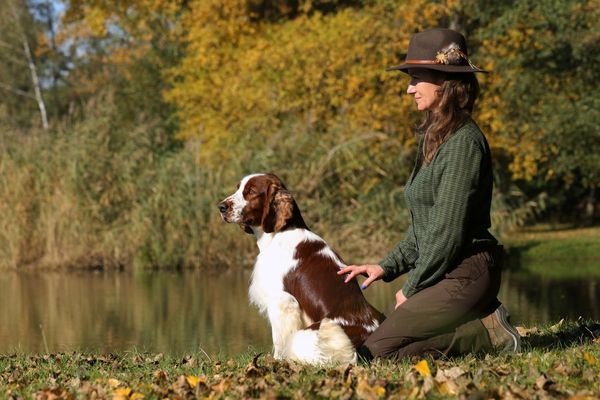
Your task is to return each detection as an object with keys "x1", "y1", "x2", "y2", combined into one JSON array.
[
  {"x1": 502, "y1": 224, "x2": 600, "y2": 277},
  {"x1": 1, "y1": 320, "x2": 599, "y2": 399}
]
